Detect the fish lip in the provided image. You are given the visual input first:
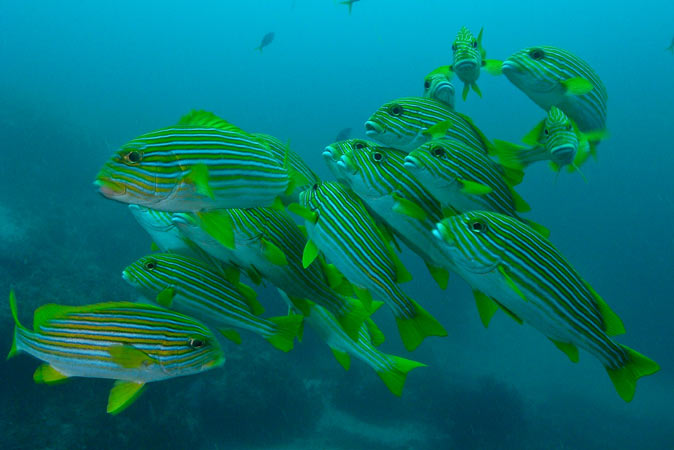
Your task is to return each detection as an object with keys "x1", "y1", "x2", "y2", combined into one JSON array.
[
  {"x1": 500, "y1": 59, "x2": 518, "y2": 74},
  {"x1": 95, "y1": 178, "x2": 126, "y2": 198},
  {"x1": 403, "y1": 155, "x2": 421, "y2": 170},
  {"x1": 322, "y1": 146, "x2": 341, "y2": 162},
  {"x1": 433, "y1": 222, "x2": 454, "y2": 246},
  {"x1": 364, "y1": 121, "x2": 383, "y2": 136},
  {"x1": 453, "y1": 59, "x2": 478, "y2": 71},
  {"x1": 336, "y1": 156, "x2": 358, "y2": 175},
  {"x1": 121, "y1": 270, "x2": 134, "y2": 284}
]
